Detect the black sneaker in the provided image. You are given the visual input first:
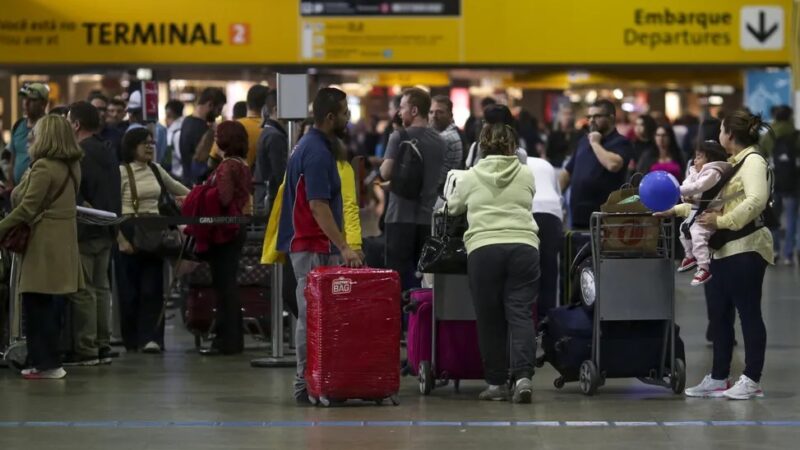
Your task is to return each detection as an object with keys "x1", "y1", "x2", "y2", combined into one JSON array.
[
  {"x1": 62, "y1": 354, "x2": 100, "y2": 367},
  {"x1": 98, "y1": 348, "x2": 115, "y2": 365}
]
